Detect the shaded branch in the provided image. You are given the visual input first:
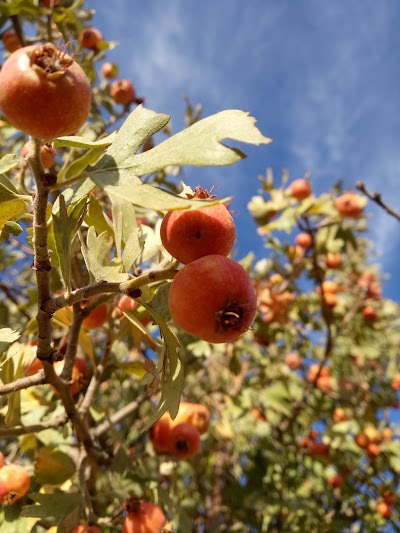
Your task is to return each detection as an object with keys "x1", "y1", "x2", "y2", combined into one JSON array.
[
  {"x1": 0, "y1": 370, "x2": 46, "y2": 396},
  {"x1": 0, "y1": 413, "x2": 67, "y2": 437}
]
